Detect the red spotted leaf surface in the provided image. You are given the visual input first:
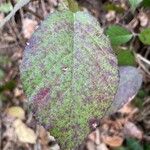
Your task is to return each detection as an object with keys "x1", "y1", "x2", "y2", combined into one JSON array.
[{"x1": 20, "y1": 10, "x2": 119, "y2": 149}]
